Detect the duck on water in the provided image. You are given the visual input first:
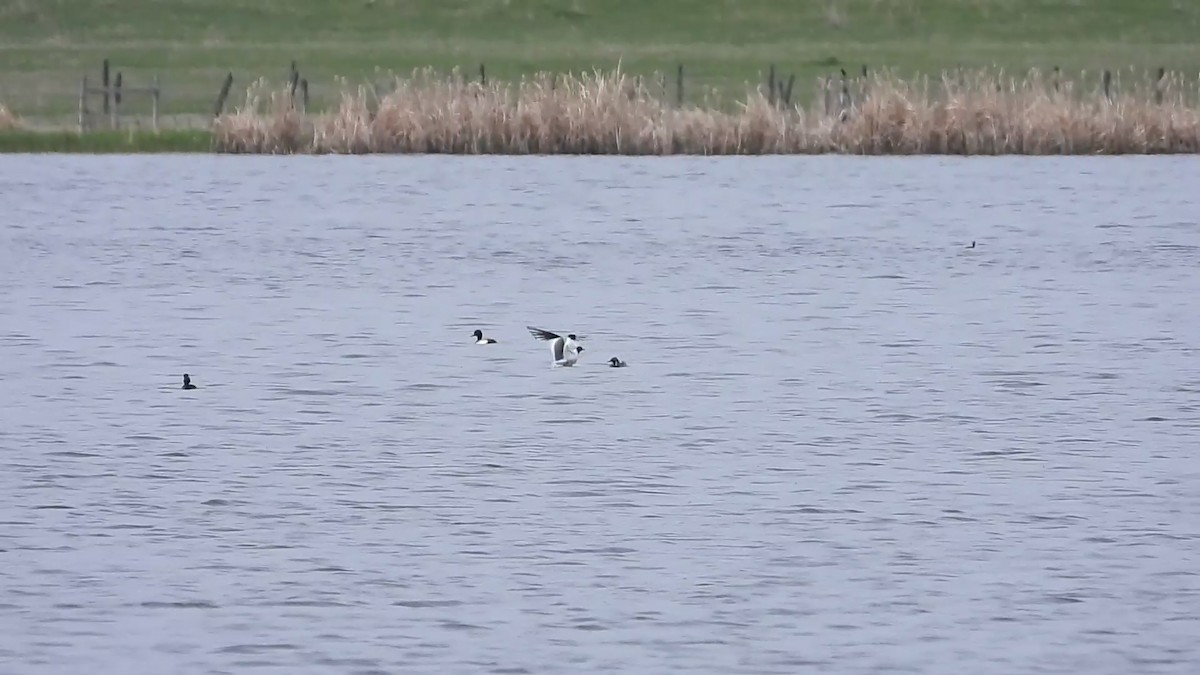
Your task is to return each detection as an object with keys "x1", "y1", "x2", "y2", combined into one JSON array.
[{"x1": 472, "y1": 329, "x2": 497, "y2": 345}]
